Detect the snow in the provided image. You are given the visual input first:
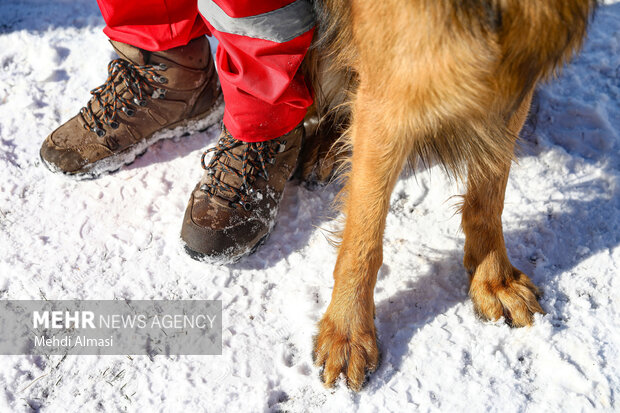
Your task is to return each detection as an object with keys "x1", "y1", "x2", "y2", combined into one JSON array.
[{"x1": 0, "y1": 1, "x2": 619, "y2": 412}]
